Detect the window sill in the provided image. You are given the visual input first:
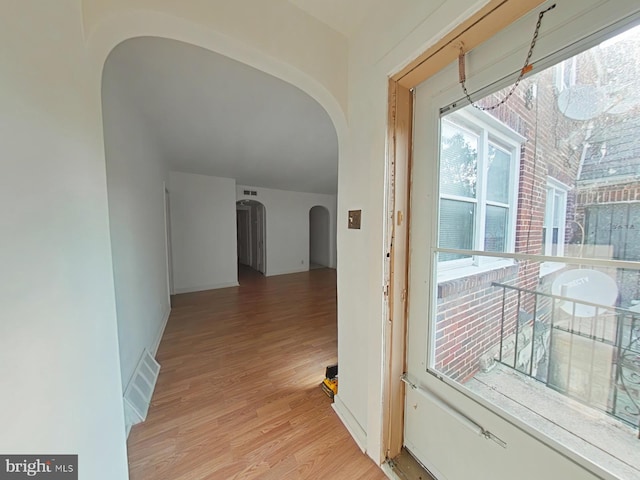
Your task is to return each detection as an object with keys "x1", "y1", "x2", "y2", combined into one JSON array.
[
  {"x1": 438, "y1": 259, "x2": 515, "y2": 283},
  {"x1": 437, "y1": 260, "x2": 519, "y2": 299},
  {"x1": 539, "y1": 261, "x2": 565, "y2": 277},
  {"x1": 467, "y1": 364, "x2": 639, "y2": 480}
]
